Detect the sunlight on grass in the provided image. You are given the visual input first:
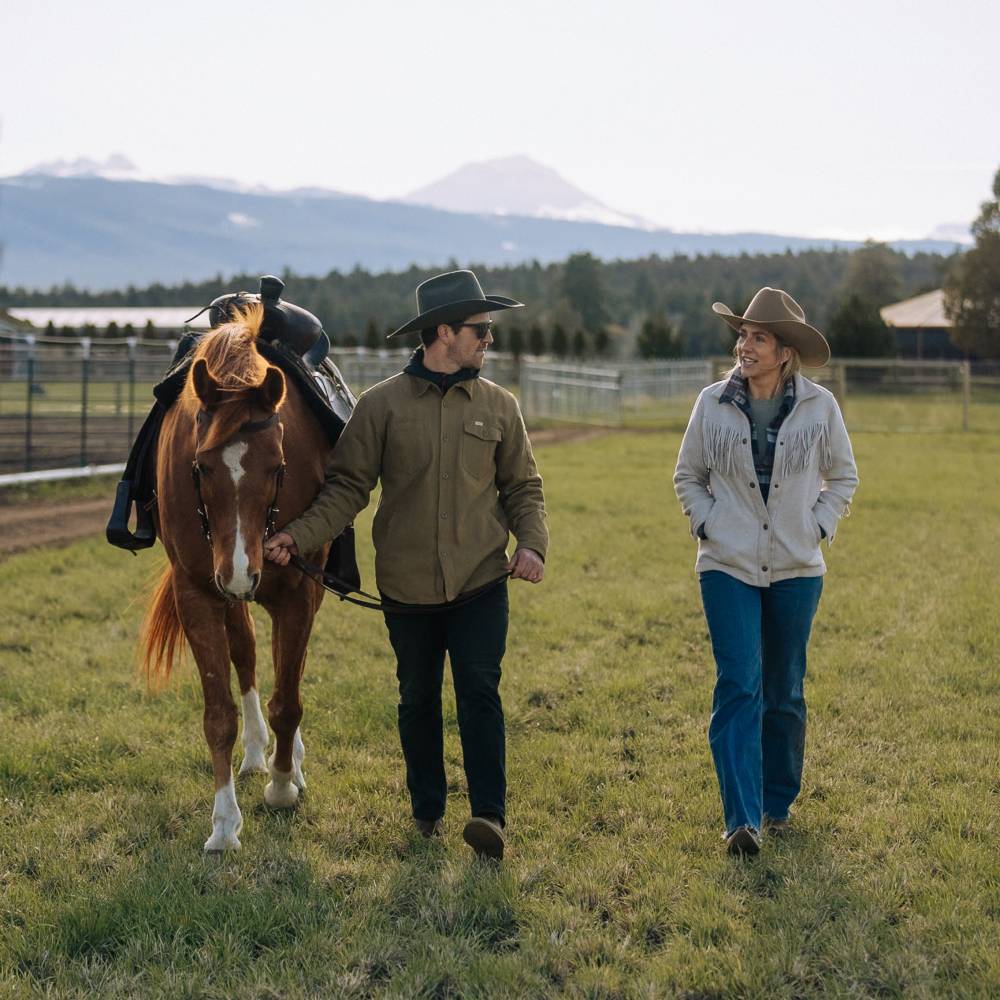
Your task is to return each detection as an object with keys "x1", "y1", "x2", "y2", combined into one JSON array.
[{"x1": 1, "y1": 414, "x2": 999, "y2": 997}]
